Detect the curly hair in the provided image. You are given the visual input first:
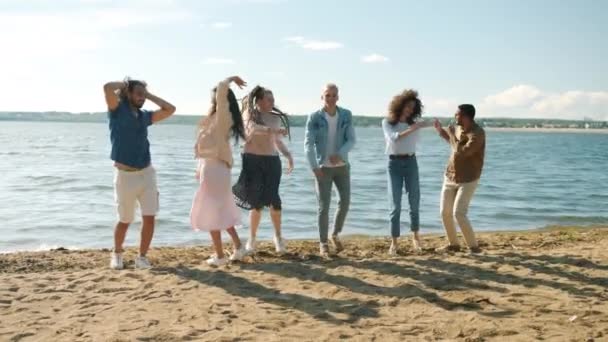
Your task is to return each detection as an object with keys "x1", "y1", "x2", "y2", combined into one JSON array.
[
  {"x1": 118, "y1": 77, "x2": 147, "y2": 102},
  {"x1": 387, "y1": 89, "x2": 423, "y2": 125}
]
